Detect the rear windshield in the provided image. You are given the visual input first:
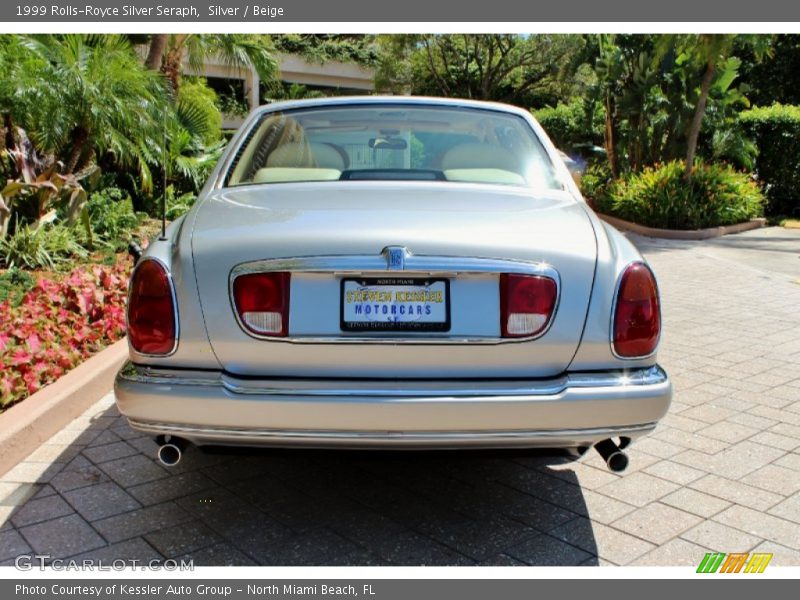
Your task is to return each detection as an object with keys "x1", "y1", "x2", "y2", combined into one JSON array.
[{"x1": 225, "y1": 104, "x2": 562, "y2": 190}]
